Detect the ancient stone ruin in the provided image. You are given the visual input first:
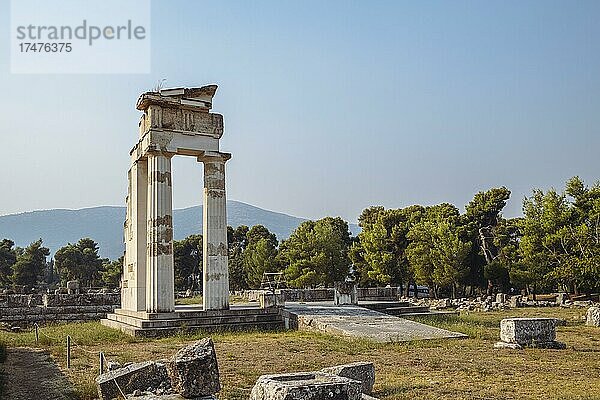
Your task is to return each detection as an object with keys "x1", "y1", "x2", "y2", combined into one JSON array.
[
  {"x1": 97, "y1": 338, "x2": 220, "y2": 399},
  {"x1": 250, "y1": 372, "x2": 362, "y2": 400},
  {"x1": 250, "y1": 362, "x2": 377, "y2": 400},
  {"x1": 334, "y1": 282, "x2": 358, "y2": 306},
  {"x1": 494, "y1": 317, "x2": 566, "y2": 350},
  {"x1": 587, "y1": 306, "x2": 600, "y2": 327},
  {"x1": 0, "y1": 292, "x2": 120, "y2": 328},
  {"x1": 97, "y1": 337, "x2": 377, "y2": 400},
  {"x1": 166, "y1": 338, "x2": 221, "y2": 397},
  {"x1": 121, "y1": 85, "x2": 230, "y2": 314},
  {"x1": 320, "y1": 362, "x2": 375, "y2": 395},
  {"x1": 100, "y1": 86, "x2": 289, "y2": 336}
]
